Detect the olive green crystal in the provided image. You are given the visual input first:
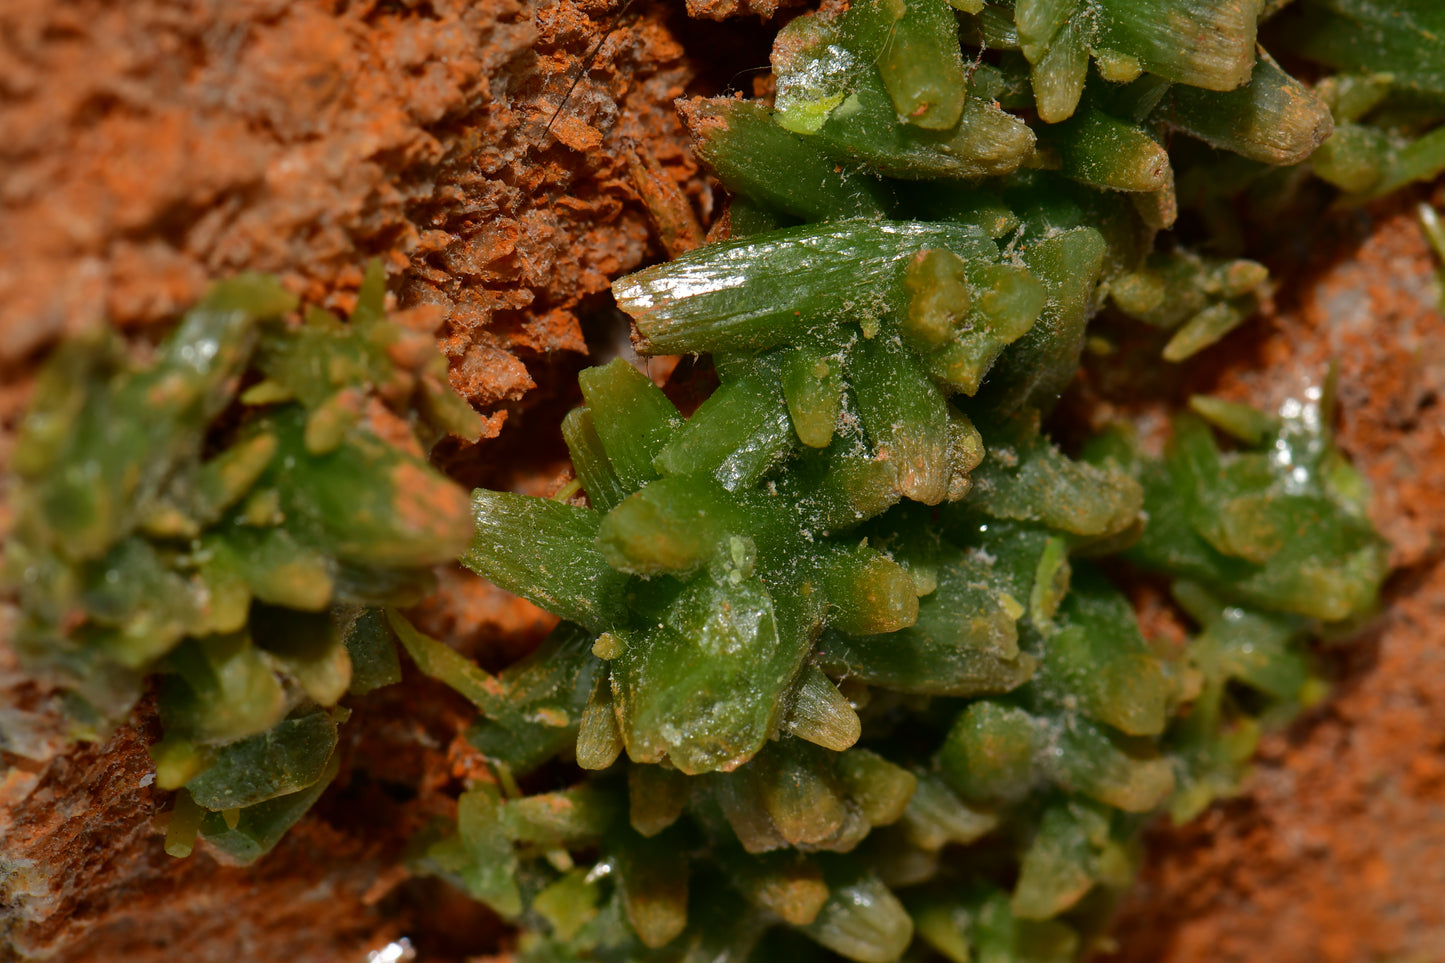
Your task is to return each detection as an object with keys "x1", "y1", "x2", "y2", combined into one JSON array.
[
  {"x1": 428, "y1": 0, "x2": 1413, "y2": 958},
  {"x1": 6, "y1": 265, "x2": 479, "y2": 863},
  {"x1": 8, "y1": 0, "x2": 1433, "y2": 956}
]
